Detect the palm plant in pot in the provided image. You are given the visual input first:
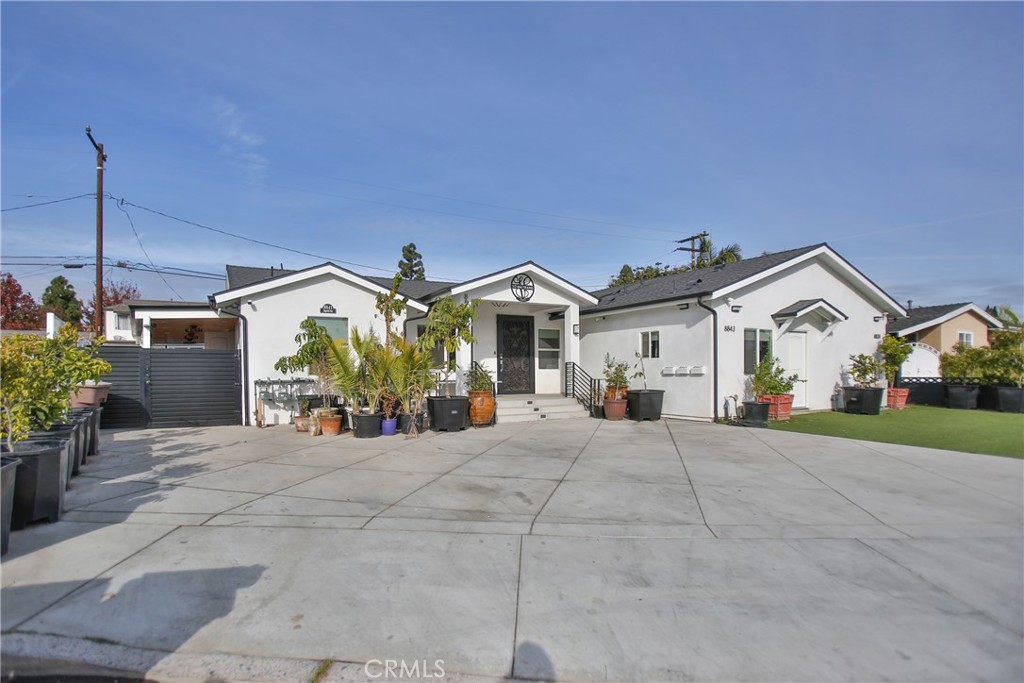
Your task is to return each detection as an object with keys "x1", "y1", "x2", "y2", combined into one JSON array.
[
  {"x1": 877, "y1": 335, "x2": 913, "y2": 410},
  {"x1": 275, "y1": 318, "x2": 342, "y2": 435},
  {"x1": 330, "y1": 327, "x2": 382, "y2": 438},
  {"x1": 393, "y1": 338, "x2": 433, "y2": 437},
  {"x1": 844, "y1": 353, "x2": 886, "y2": 415},
  {"x1": 750, "y1": 355, "x2": 801, "y2": 421},
  {"x1": 467, "y1": 365, "x2": 496, "y2": 426},
  {"x1": 417, "y1": 295, "x2": 479, "y2": 432},
  {"x1": 368, "y1": 342, "x2": 402, "y2": 436},
  {"x1": 602, "y1": 354, "x2": 630, "y2": 420}
]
